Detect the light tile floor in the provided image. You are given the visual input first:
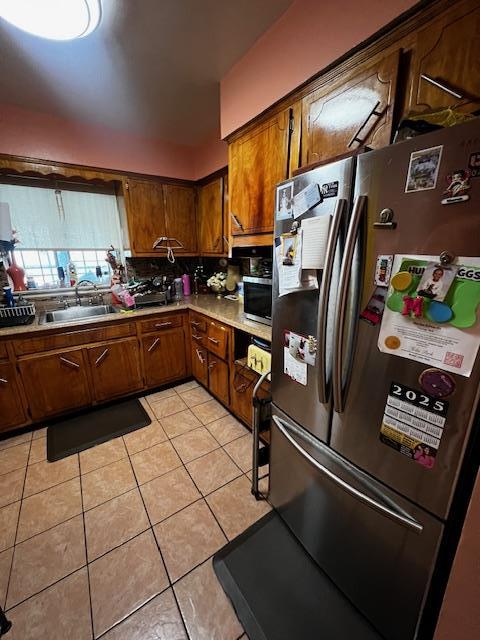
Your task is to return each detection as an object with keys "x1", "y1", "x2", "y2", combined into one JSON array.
[{"x1": 0, "y1": 380, "x2": 270, "y2": 639}]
